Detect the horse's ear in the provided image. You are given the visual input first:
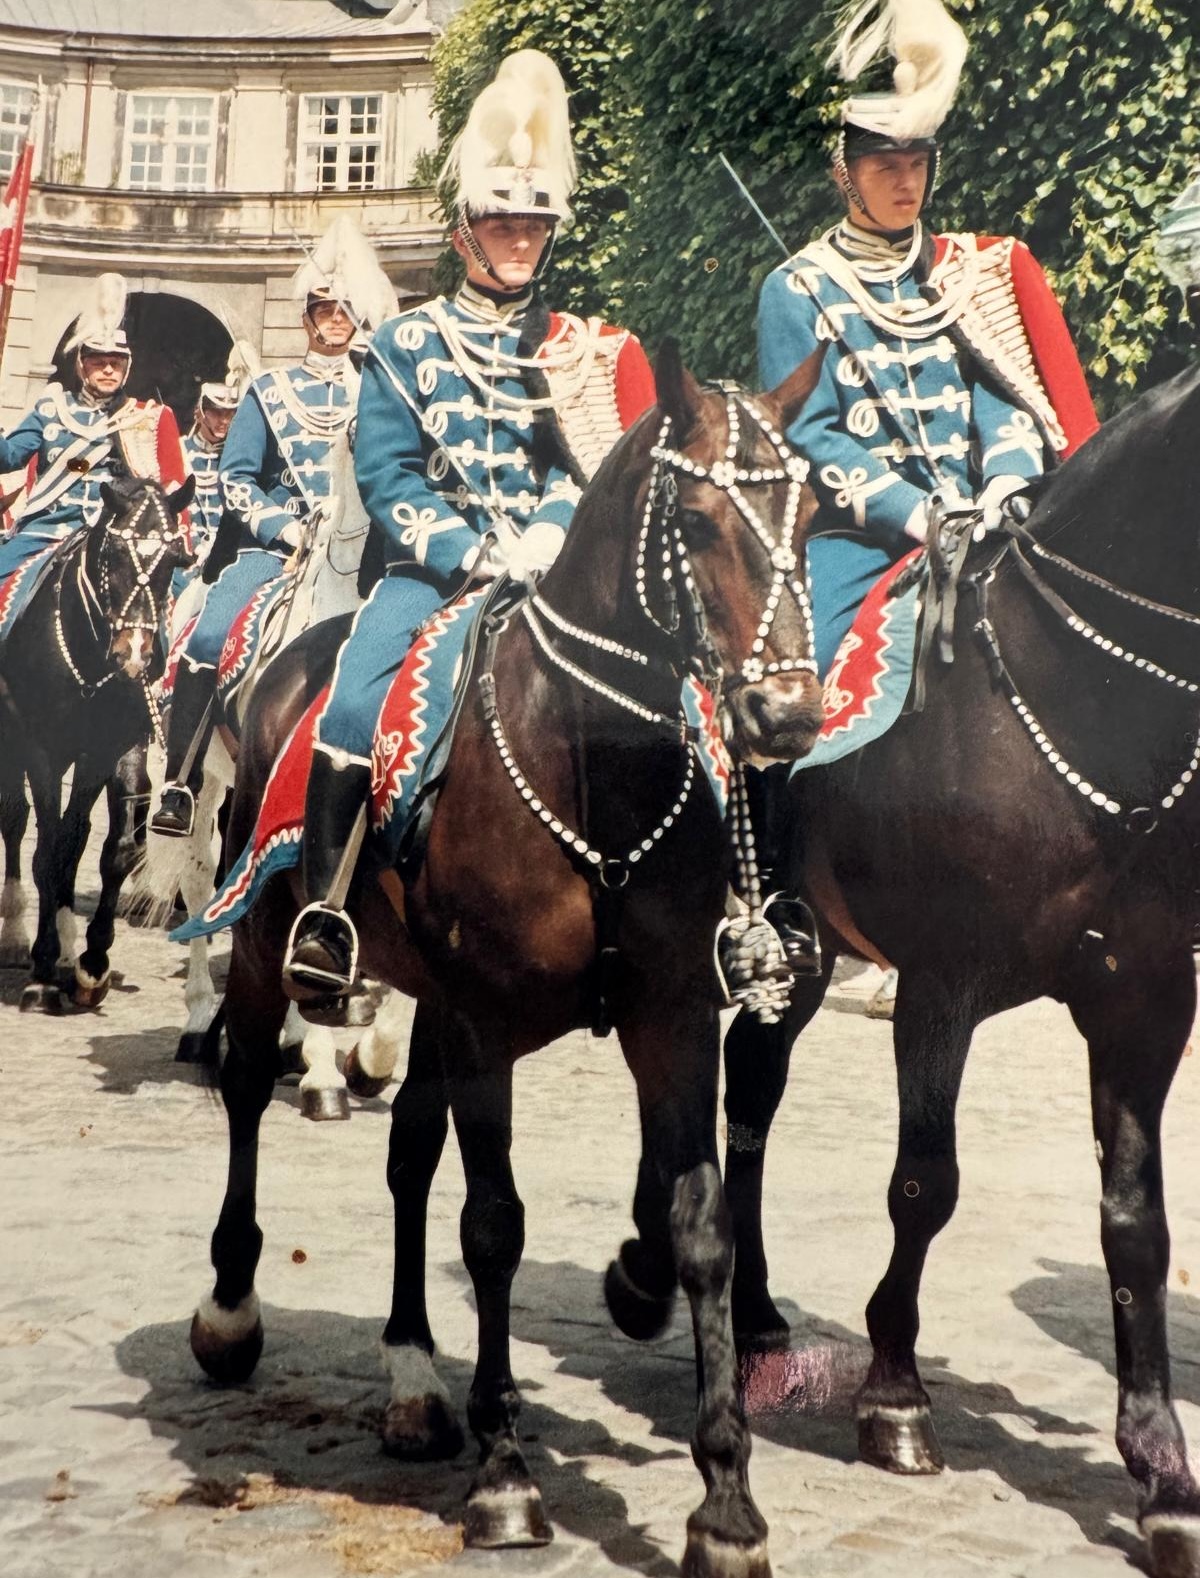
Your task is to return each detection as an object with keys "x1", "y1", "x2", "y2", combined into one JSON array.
[
  {"x1": 99, "y1": 482, "x2": 119, "y2": 515},
  {"x1": 167, "y1": 474, "x2": 196, "y2": 514},
  {"x1": 655, "y1": 338, "x2": 703, "y2": 441},
  {"x1": 763, "y1": 345, "x2": 826, "y2": 435}
]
